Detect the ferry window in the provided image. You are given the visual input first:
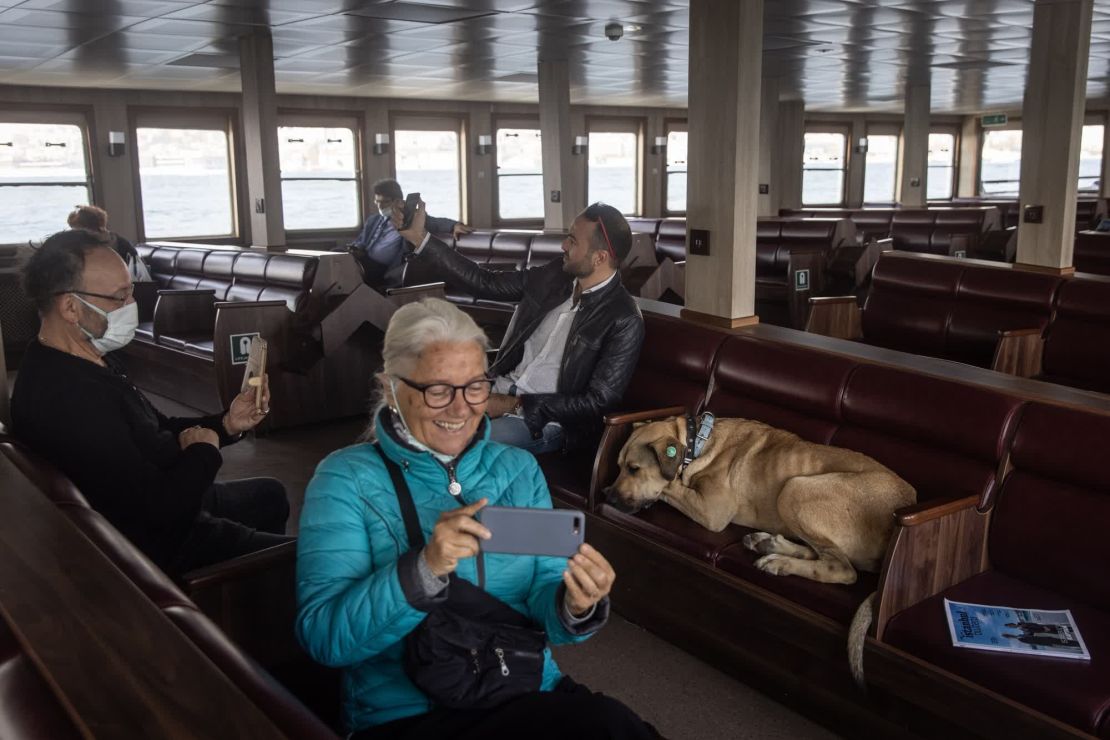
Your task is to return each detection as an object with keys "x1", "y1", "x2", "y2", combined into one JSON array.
[
  {"x1": 496, "y1": 127, "x2": 543, "y2": 221},
  {"x1": 394, "y1": 128, "x2": 462, "y2": 222},
  {"x1": 1079, "y1": 124, "x2": 1103, "y2": 193},
  {"x1": 980, "y1": 129, "x2": 1022, "y2": 197},
  {"x1": 928, "y1": 132, "x2": 956, "y2": 201},
  {"x1": 588, "y1": 130, "x2": 639, "y2": 216},
  {"x1": 665, "y1": 129, "x2": 688, "y2": 215},
  {"x1": 863, "y1": 134, "x2": 898, "y2": 204},
  {"x1": 136, "y1": 126, "x2": 234, "y2": 239},
  {"x1": 802, "y1": 131, "x2": 847, "y2": 206},
  {"x1": 0, "y1": 122, "x2": 91, "y2": 245},
  {"x1": 278, "y1": 126, "x2": 359, "y2": 231}
]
